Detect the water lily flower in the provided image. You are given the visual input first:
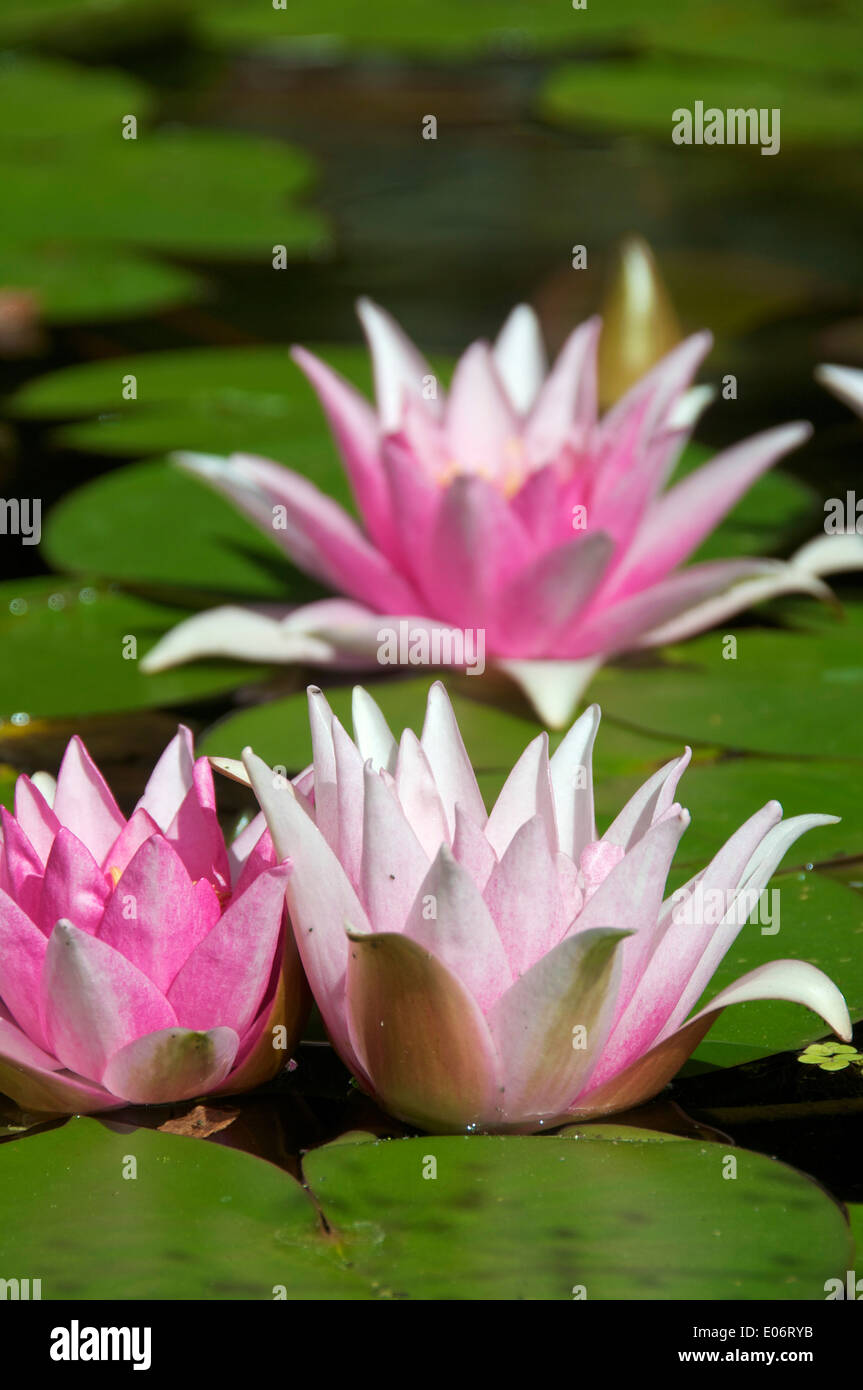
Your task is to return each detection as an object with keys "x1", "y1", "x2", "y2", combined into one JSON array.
[
  {"x1": 237, "y1": 680, "x2": 850, "y2": 1134},
  {"x1": 0, "y1": 729, "x2": 307, "y2": 1114},
  {"x1": 141, "y1": 301, "x2": 858, "y2": 727}
]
